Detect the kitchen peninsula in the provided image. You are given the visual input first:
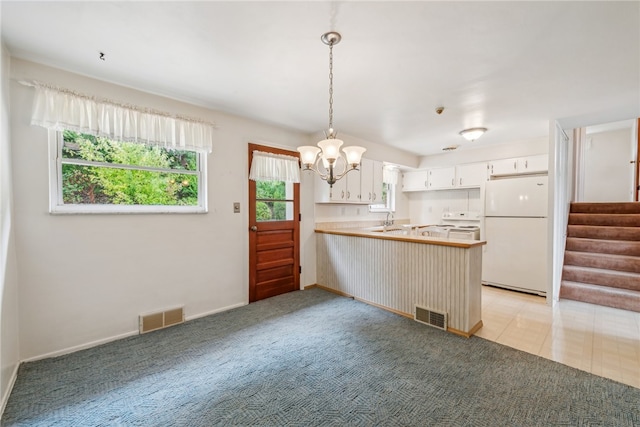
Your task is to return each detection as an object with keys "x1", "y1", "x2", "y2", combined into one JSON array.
[{"x1": 314, "y1": 227, "x2": 485, "y2": 337}]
